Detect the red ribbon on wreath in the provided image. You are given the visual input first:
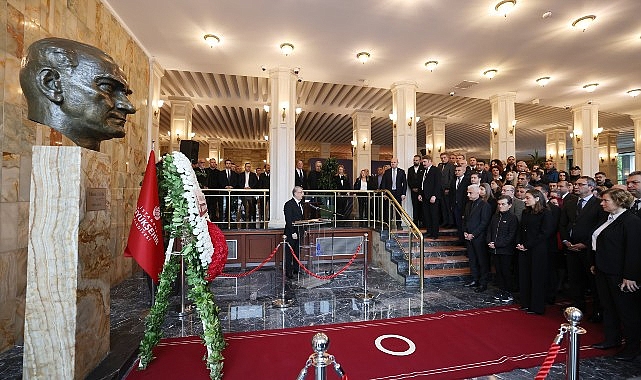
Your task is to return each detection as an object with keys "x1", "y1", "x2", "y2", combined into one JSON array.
[{"x1": 205, "y1": 221, "x2": 229, "y2": 281}]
